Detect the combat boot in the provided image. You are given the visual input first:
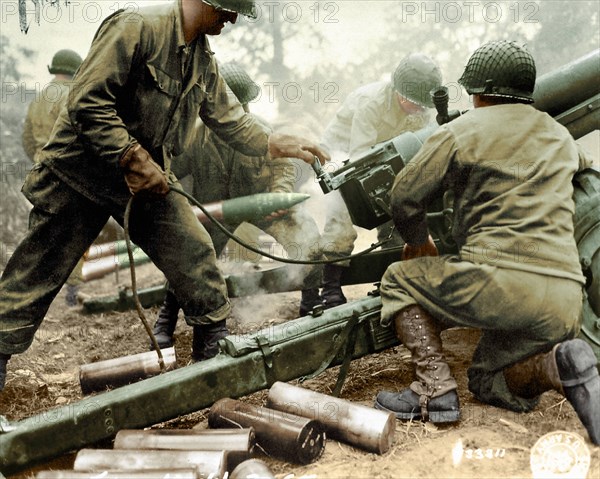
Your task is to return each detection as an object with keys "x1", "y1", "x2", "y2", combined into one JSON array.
[
  {"x1": 191, "y1": 320, "x2": 229, "y2": 362},
  {"x1": 0, "y1": 353, "x2": 10, "y2": 392},
  {"x1": 321, "y1": 264, "x2": 347, "y2": 309},
  {"x1": 299, "y1": 288, "x2": 322, "y2": 316},
  {"x1": 150, "y1": 290, "x2": 179, "y2": 350},
  {"x1": 375, "y1": 305, "x2": 460, "y2": 423},
  {"x1": 504, "y1": 339, "x2": 600, "y2": 445}
]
